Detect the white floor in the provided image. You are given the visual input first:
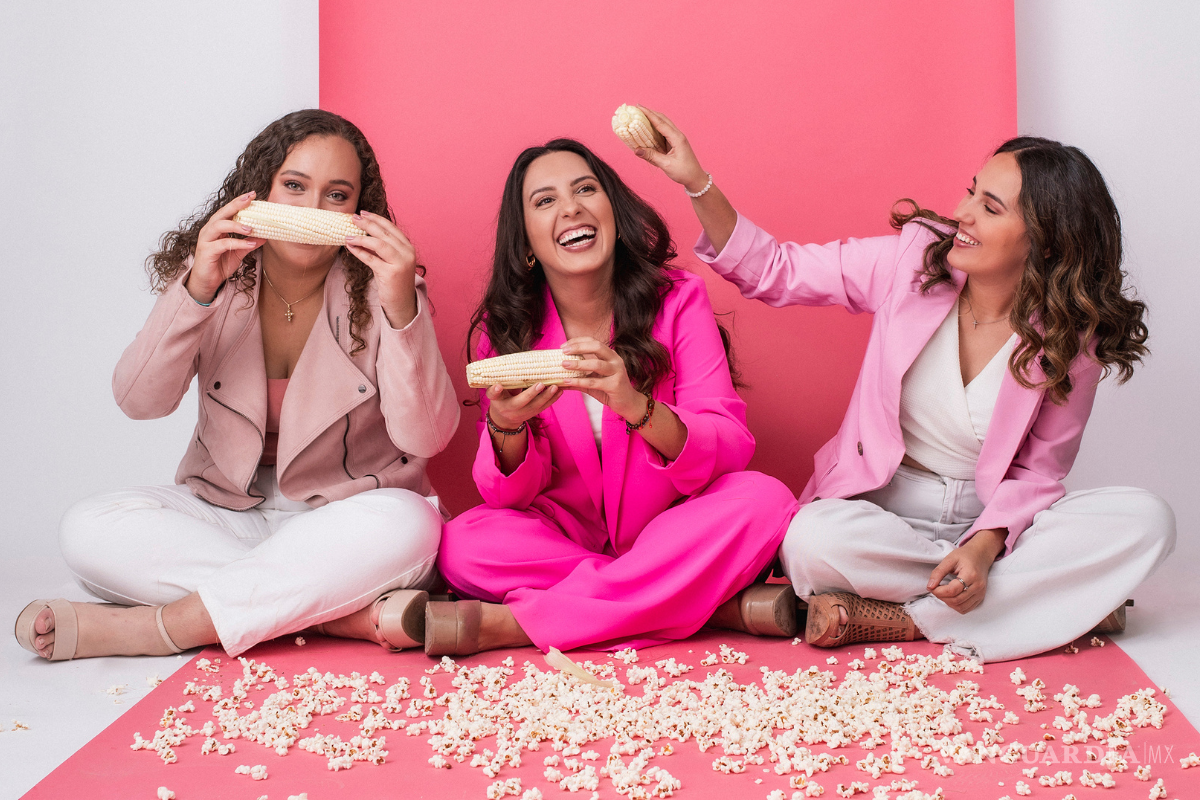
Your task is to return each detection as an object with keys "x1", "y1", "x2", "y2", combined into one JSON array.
[{"x1": 2, "y1": 543, "x2": 1198, "y2": 800}]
